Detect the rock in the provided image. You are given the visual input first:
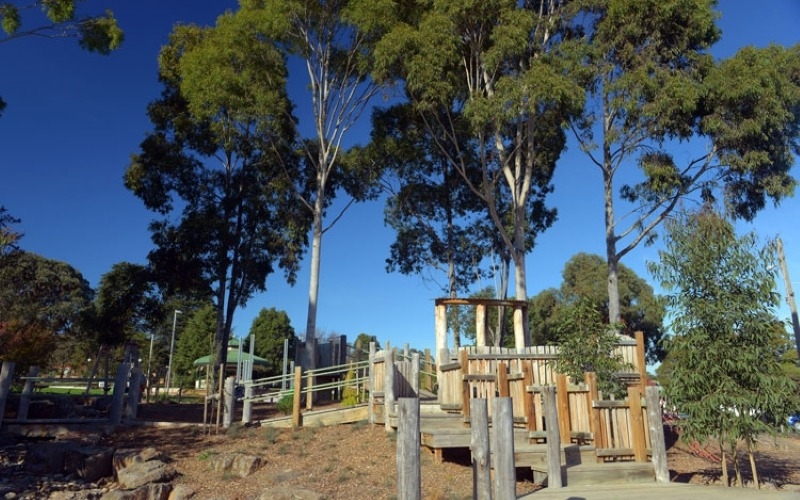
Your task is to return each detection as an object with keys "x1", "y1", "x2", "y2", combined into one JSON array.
[
  {"x1": 256, "y1": 488, "x2": 324, "y2": 500},
  {"x1": 101, "y1": 483, "x2": 172, "y2": 500},
  {"x1": 25, "y1": 442, "x2": 72, "y2": 475},
  {"x1": 116, "y1": 460, "x2": 174, "y2": 490},
  {"x1": 114, "y1": 448, "x2": 164, "y2": 470},
  {"x1": 64, "y1": 445, "x2": 114, "y2": 482},
  {"x1": 167, "y1": 485, "x2": 195, "y2": 500},
  {"x1": 208, "y1": 453, "x2": 263, "y2": 478}
]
